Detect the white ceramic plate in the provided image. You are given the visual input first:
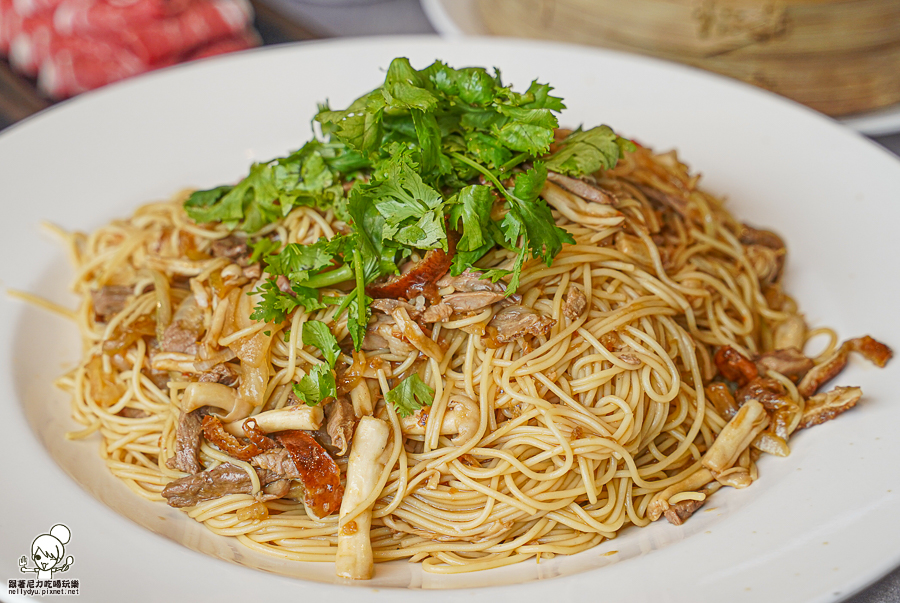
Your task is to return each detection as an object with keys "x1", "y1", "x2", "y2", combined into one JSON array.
[
  {"x1": 420, "y1": 0, "x2": 900, "y2": 137},
  {"x1": 2, "y1": 36, "x2": 899, "y2": 603}
]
